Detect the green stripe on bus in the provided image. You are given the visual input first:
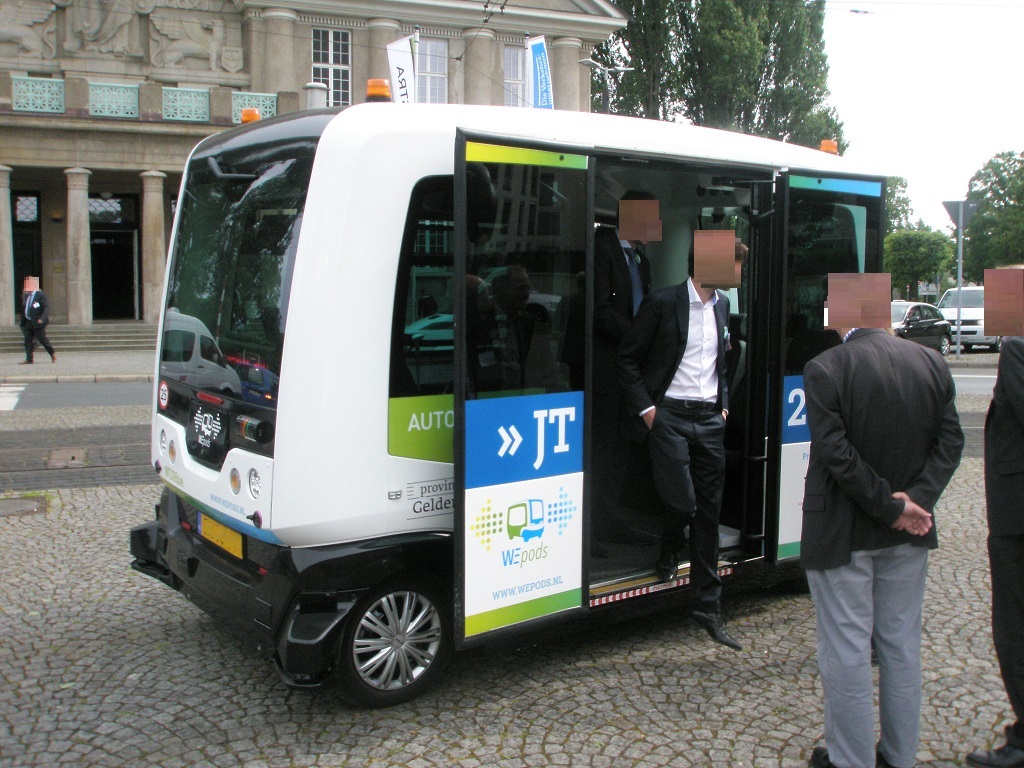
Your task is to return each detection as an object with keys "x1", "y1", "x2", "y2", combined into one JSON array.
[
  {"x1": 789, "y1": 175, "x2": 882, "y2": 197},
  {"x1": 776, "y1": 541, "x2": 801, "y2": 560},
  {"x1": 464, "y1": 588, "x2": 582, "y2": 636},
  {"x1": 466, "y1": 142, "x2": 588, "y2": 169}
]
